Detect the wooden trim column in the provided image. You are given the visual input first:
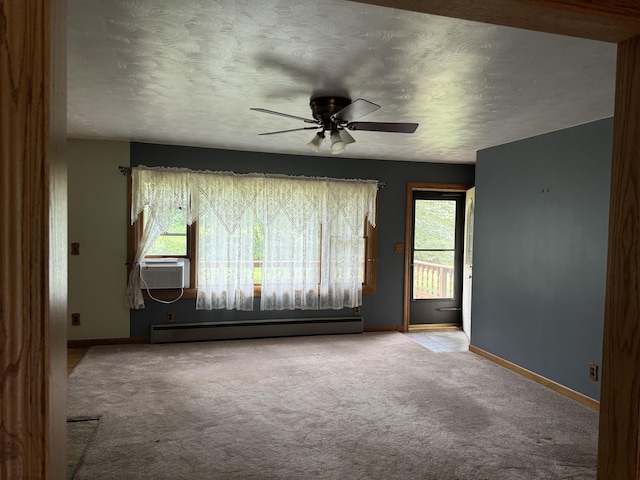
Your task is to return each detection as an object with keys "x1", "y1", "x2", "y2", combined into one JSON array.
[
  {"x1": 597, "y1": 34, "x2": 640, "y2": 480},
  {"x1": 351, "y1": 0, "x2": 640, "y2": 42},
  {"x1": 0, "y1": 1, "x2": 67, "y2": 479}
]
